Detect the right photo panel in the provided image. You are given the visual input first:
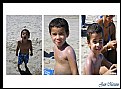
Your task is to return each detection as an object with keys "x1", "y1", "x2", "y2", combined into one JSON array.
[{"x1": 81, "y1": 15, "x2": 117, "y2": 75}]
